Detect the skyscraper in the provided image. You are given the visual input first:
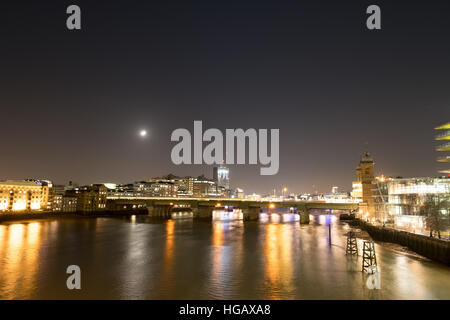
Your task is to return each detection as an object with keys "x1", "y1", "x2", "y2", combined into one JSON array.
[{"x1": 213, "y1": 164, "x2": 230, "y2": 190}]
